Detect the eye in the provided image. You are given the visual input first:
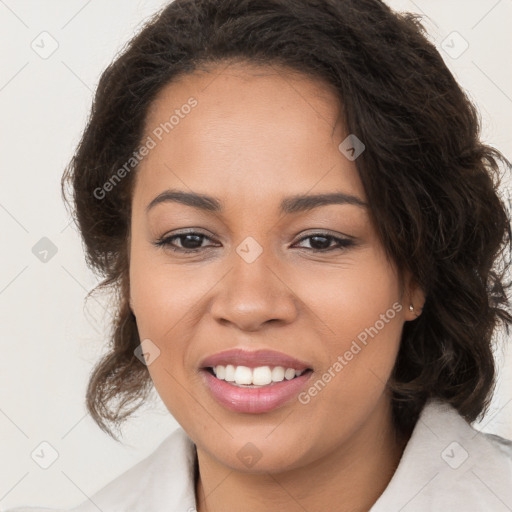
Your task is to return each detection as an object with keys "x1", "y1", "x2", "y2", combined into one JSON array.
[
  {"x1": 154, "y1": 230, "x2": 355, "y2": 254},
  {"x1": 292, "y1": 232, "x2": 355, "y2": 252},
  {"x1": 154, "y1": 231, "x2": 218, "y2": 253}
]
